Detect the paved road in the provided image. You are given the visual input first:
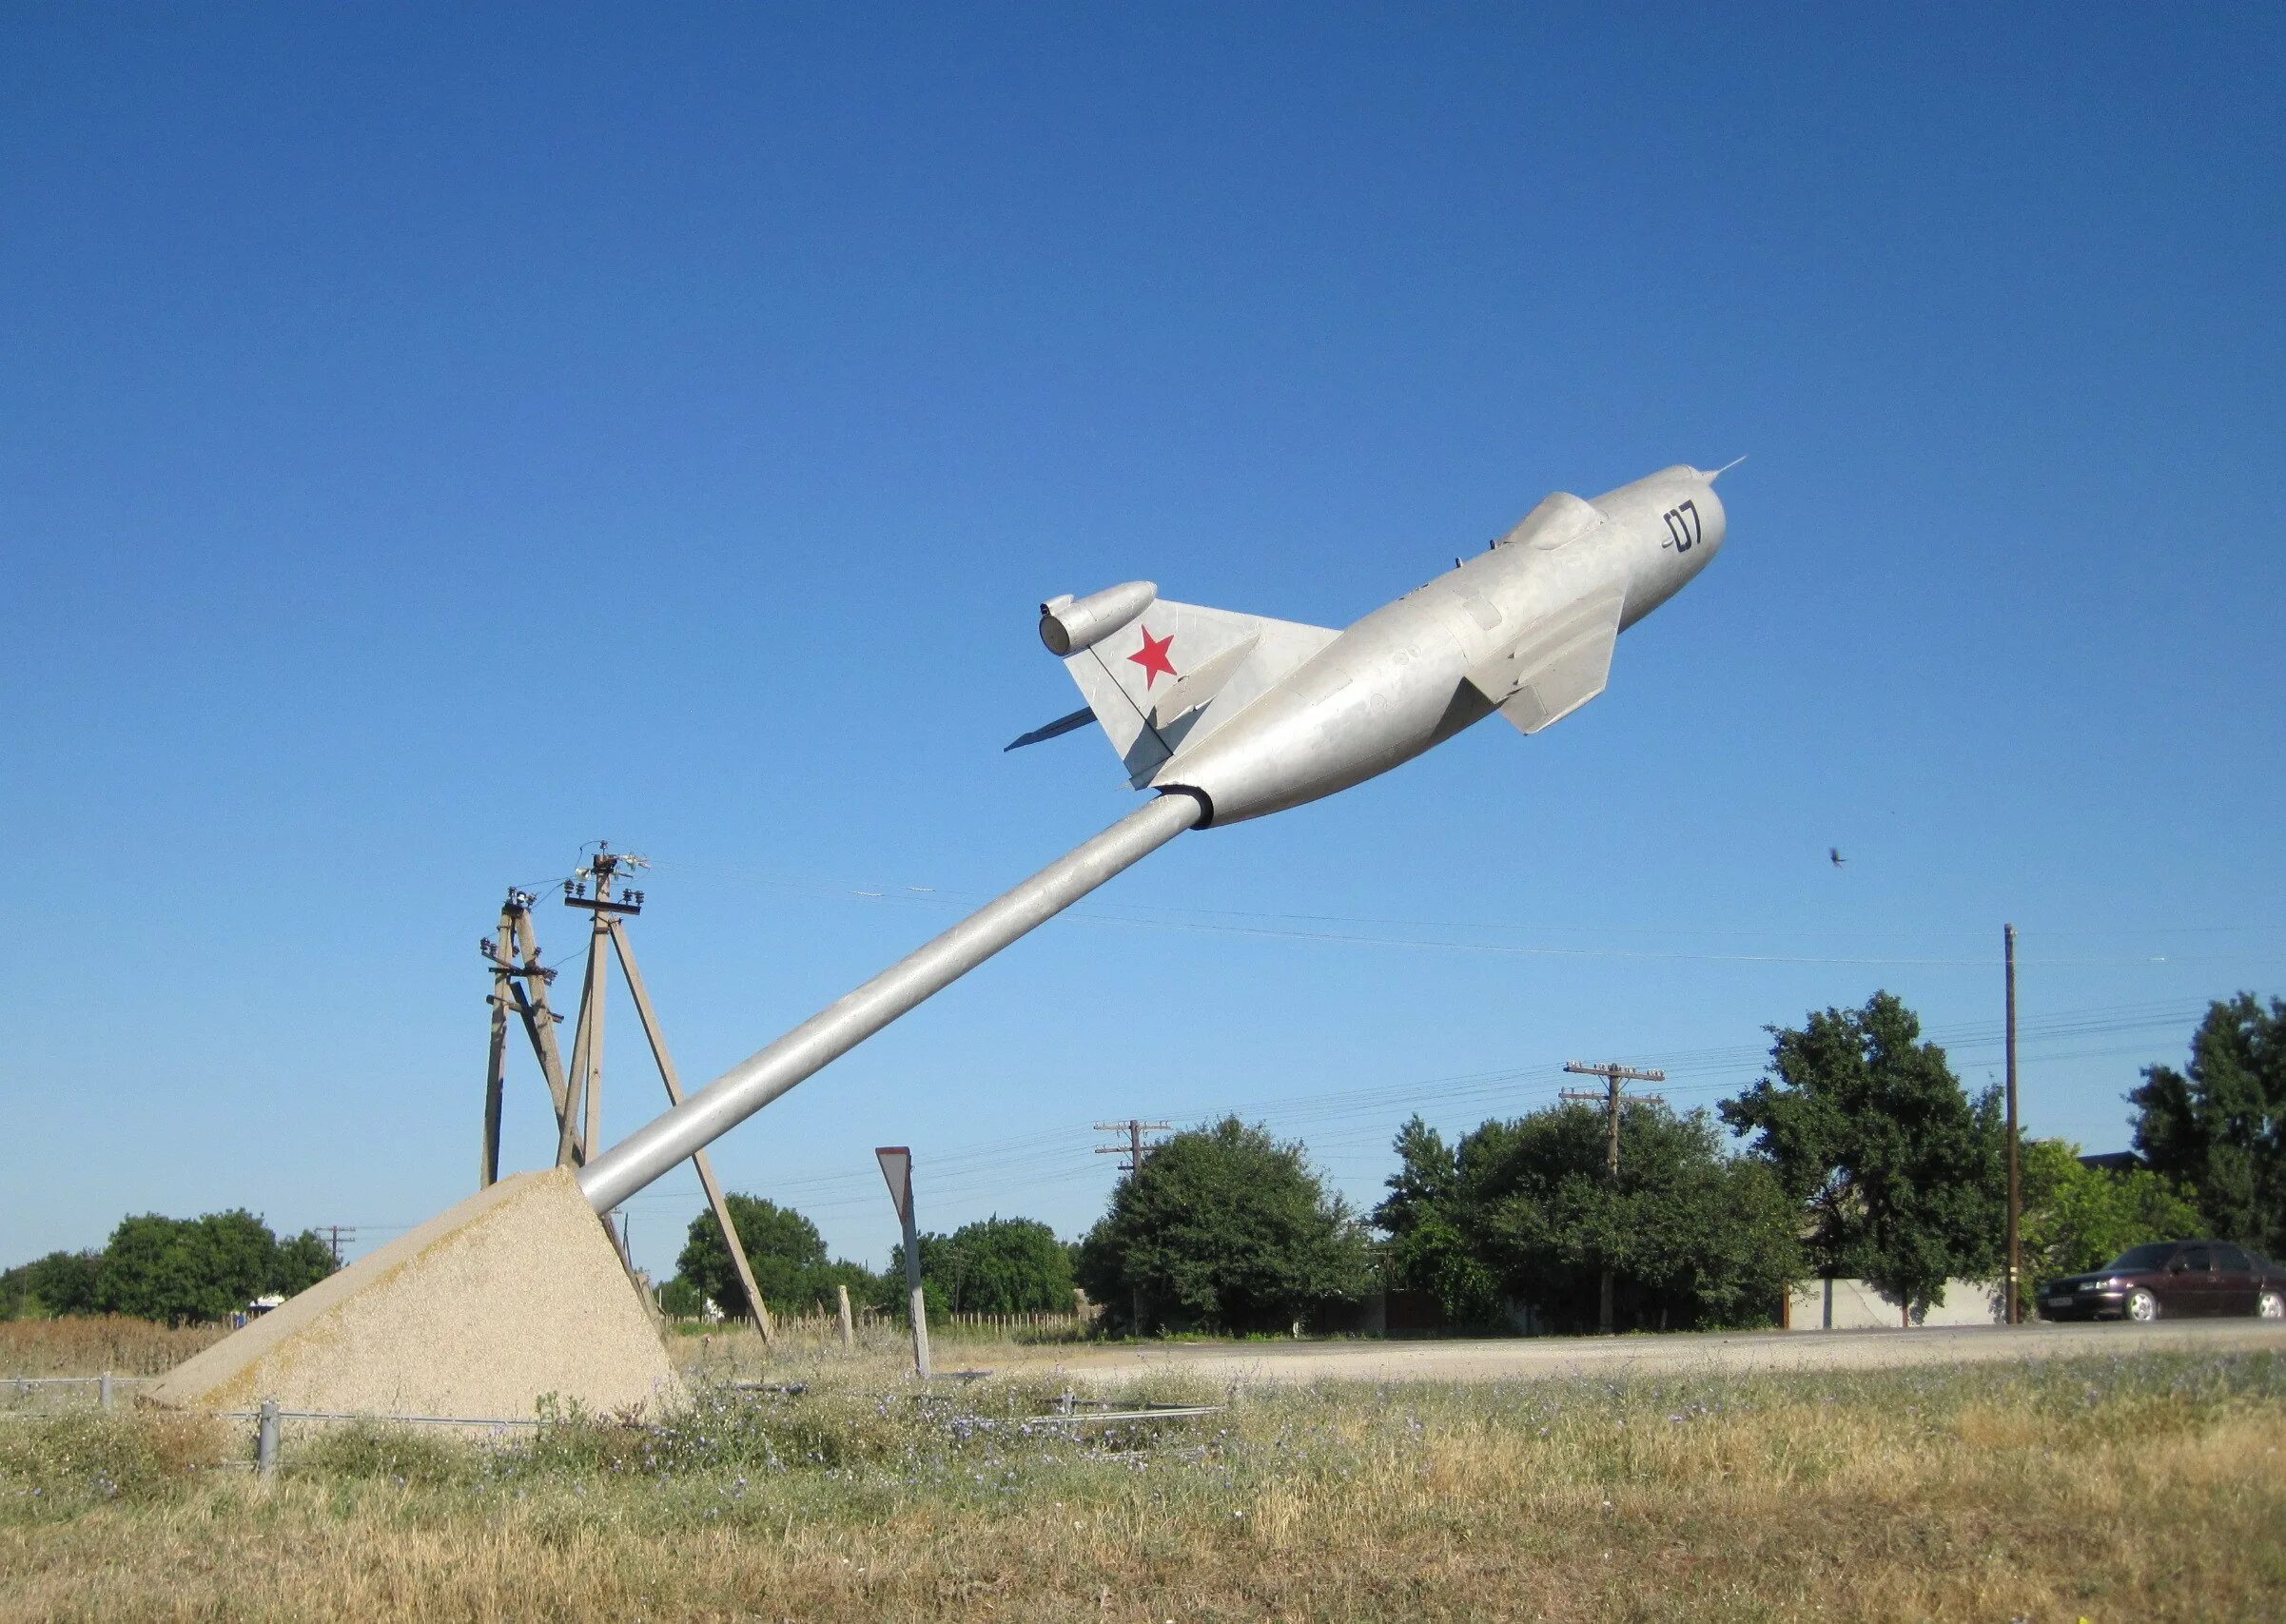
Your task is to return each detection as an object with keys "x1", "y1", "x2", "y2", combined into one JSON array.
[{"x1": 1031, "y1": 1318, "x2": 2285, "y2": 1389}]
